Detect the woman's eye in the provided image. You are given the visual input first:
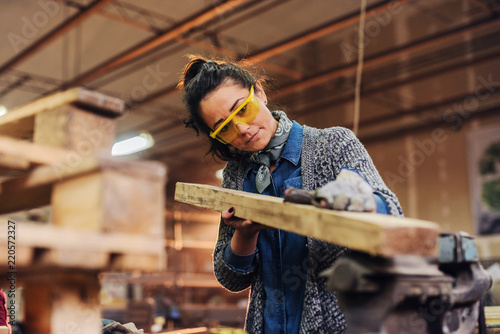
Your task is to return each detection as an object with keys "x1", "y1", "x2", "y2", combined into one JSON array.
[{"x1": 238, "y1": 105, "x2": 248, "y2": 115}]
